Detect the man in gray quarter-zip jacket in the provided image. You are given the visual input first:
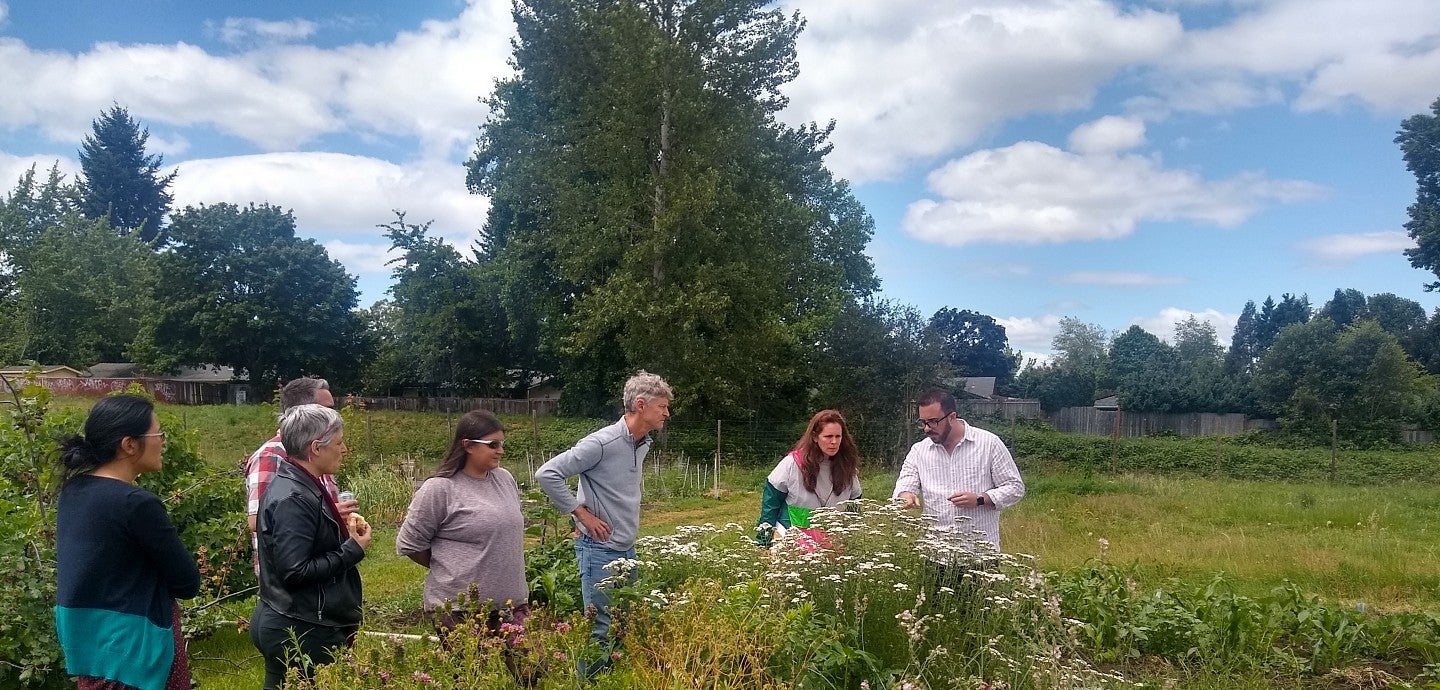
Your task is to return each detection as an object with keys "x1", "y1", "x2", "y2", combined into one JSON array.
[{"x1": 536, "y1": 370, "x2": 672, "y2": 681}]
